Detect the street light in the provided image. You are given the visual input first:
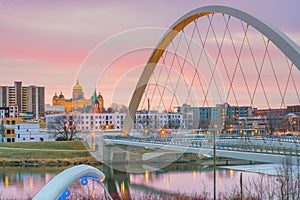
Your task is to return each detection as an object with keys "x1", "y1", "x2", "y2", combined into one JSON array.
[
  {"x1": 213, "y1": 124, "x2": 217, "y2": 200},
  {"x1": 91, "y1": 132, "x2": 95, "y2": 151}
]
